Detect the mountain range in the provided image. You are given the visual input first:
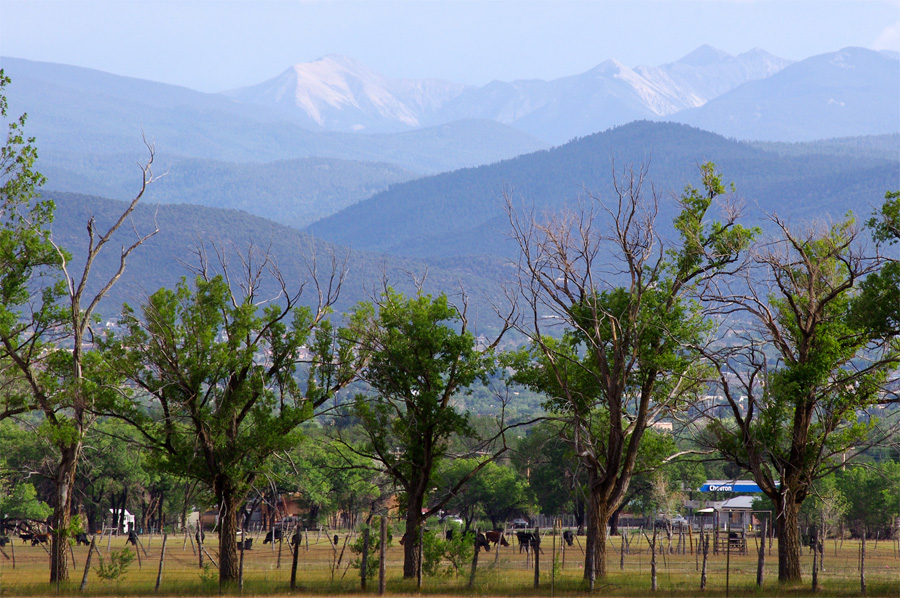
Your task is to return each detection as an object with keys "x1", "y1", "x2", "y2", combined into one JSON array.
[
  {"x1": 0, "y1": 56, "x2": 546, "y2": 174},
  {"x1": 0, "y1": 45, "x2": 897, "y2": 328},
  {"x1": 225, "y1": 46, "x2": 898, "y2": 144},
  {"x1": 226, "y1": 46, "x2": 792, "y2": 142}
]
